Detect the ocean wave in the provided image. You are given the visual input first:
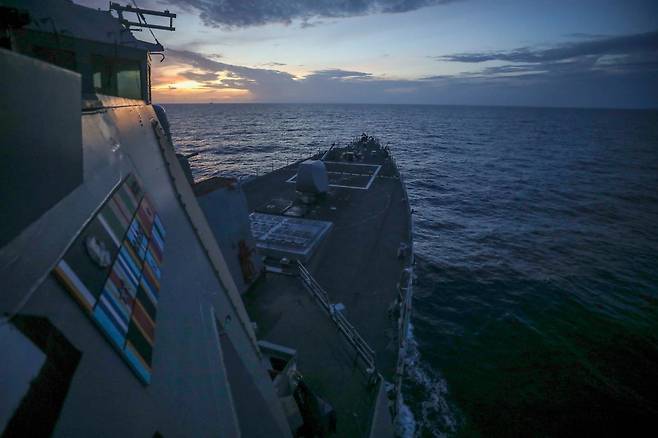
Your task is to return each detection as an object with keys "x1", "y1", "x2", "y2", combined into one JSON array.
[
  {"x1": 165, "y1": 103, "x2": 658, "y2": 436},
  {"x1": 399, "y1": 323, "x2": 460, "y2": 437}
]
